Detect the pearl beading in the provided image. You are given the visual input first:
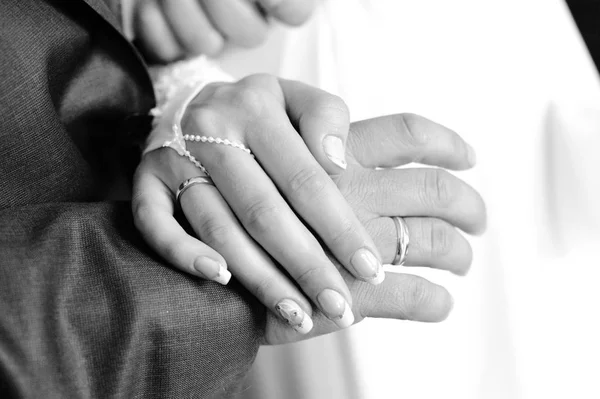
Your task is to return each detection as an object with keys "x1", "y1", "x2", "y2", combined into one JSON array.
[{"x1": 183, "y1": 135, "x2": 253, "y2": 156}]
